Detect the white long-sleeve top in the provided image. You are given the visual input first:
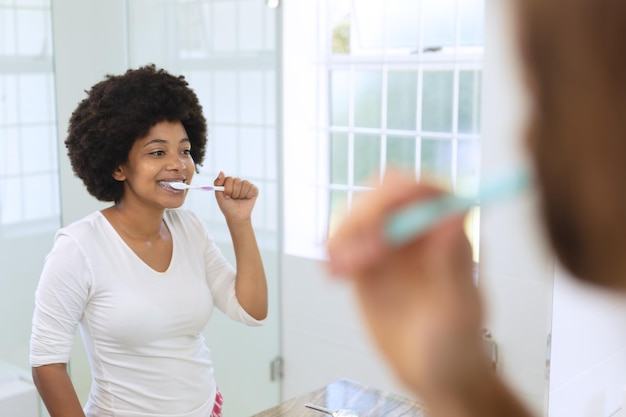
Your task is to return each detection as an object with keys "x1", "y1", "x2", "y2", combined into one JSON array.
[{"x1": 30, "y1": 209, "x2": 263, "y2": 417}]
